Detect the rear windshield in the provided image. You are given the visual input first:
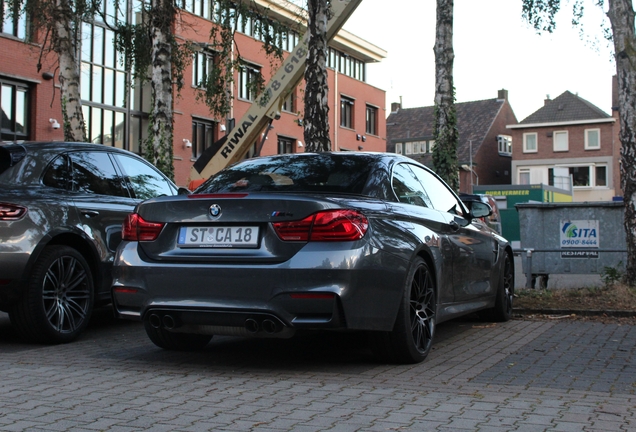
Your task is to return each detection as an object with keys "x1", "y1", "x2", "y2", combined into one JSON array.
[{"x1": 196, "y1": 154, "x2": 373, "y2": 194}]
